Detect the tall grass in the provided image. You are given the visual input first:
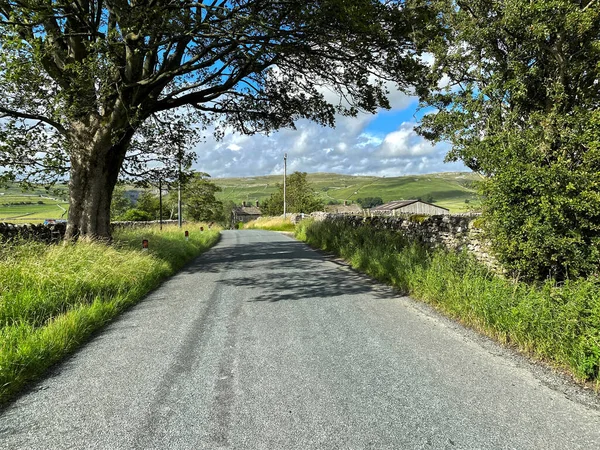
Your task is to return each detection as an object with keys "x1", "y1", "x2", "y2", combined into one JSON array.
[
  {"x1": 0, "y1": 225, "x2": 220, "y2": 403},
  {"x1": 243, "y1": 216, "x2": 295, "y2": 232},
  {"x1": 296, "y1": 219, "x2": 600, "y2": 385}
]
